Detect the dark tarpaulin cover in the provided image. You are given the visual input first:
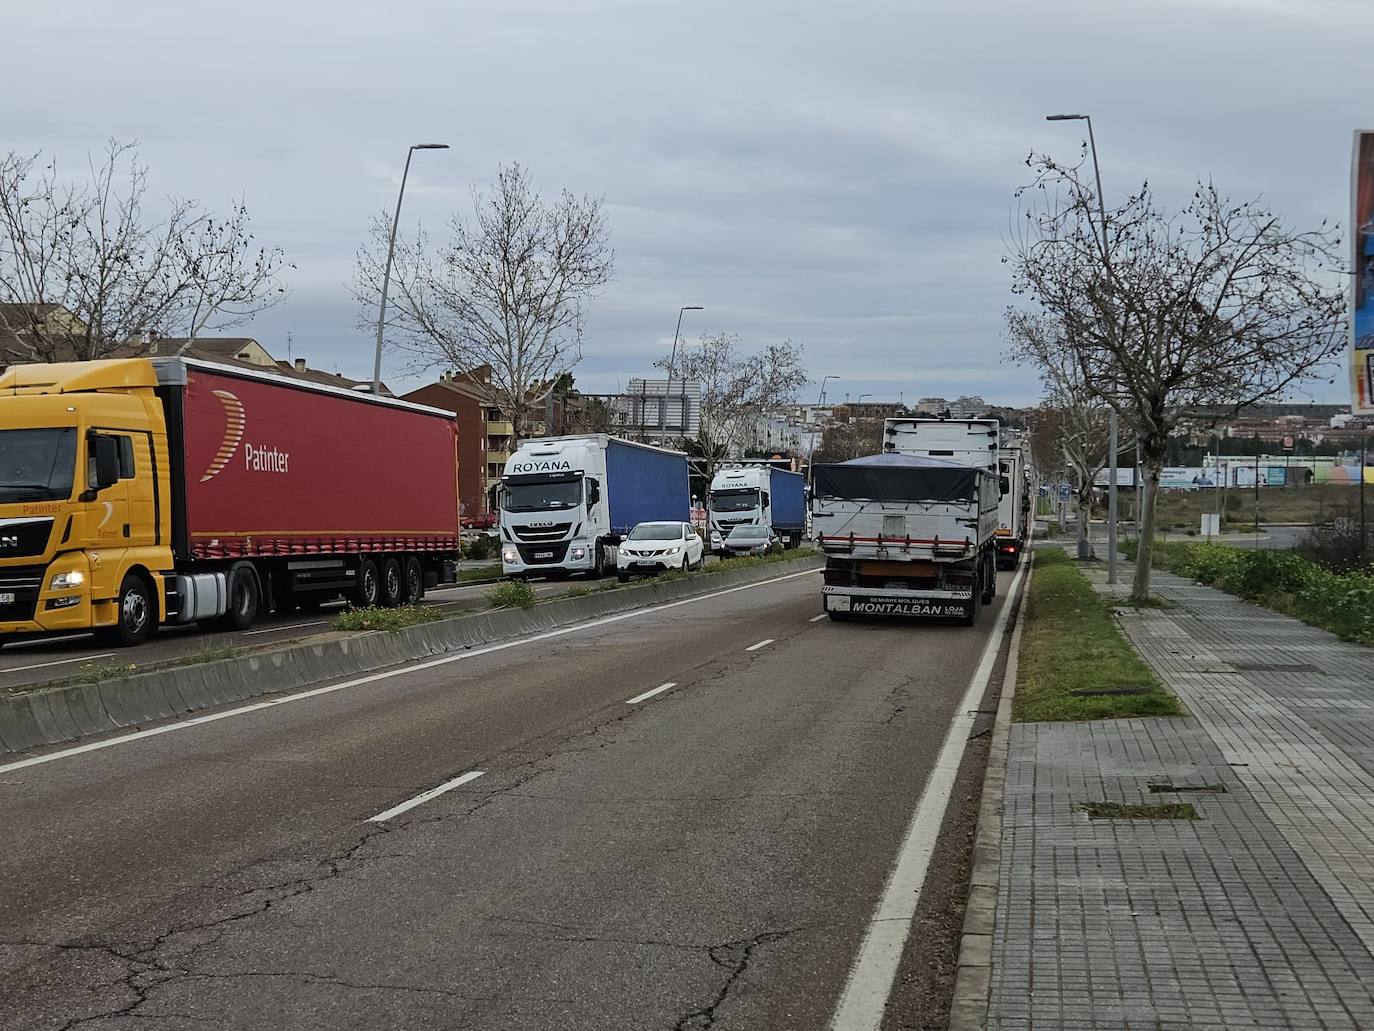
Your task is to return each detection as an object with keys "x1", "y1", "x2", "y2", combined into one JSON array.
[{"x1": 813, "y1": 453, "x2": 984, "y2": 503}]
